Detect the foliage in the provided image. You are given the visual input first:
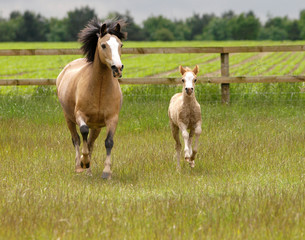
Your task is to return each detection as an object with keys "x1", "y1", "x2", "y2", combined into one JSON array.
[{"x1": 1, "y1": 8, "x2": 305, "y2": 42}]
